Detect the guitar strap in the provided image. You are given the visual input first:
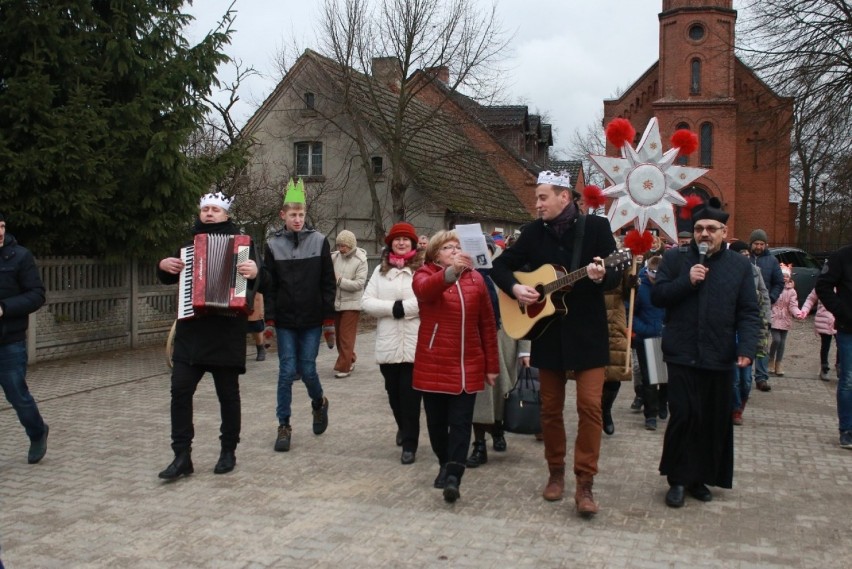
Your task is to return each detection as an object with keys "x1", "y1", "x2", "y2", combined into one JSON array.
[{"x1": 569, "y1": 214, "x2": 586, "y2": 272}]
